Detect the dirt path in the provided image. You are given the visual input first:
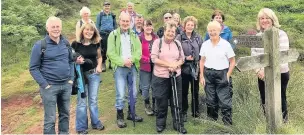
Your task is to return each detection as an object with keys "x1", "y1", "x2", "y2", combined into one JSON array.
[{"x1": 1, "y1": 35, "x2": 78, "y2": 134}]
